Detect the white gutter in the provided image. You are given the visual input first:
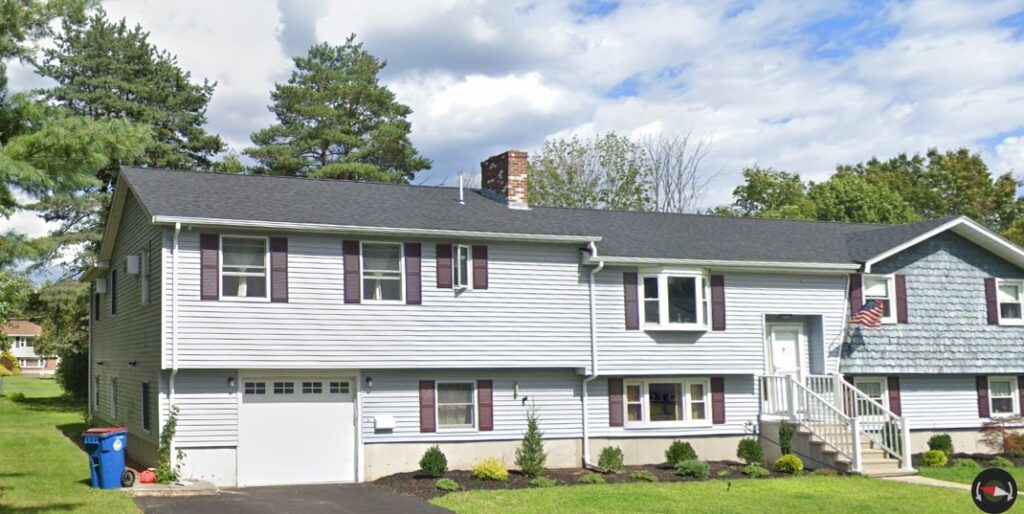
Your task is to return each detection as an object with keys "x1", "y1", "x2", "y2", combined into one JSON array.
[
  {"x1": 169, "y1": 222, "x2": 180, "y2": 472},
  {"x1": 151, "y1": 216, "x2": 602, "y2": 245},
  {"x1": 582, "y1": 241, "x2": 604, "y2": 469},
  {"x1": 583, "y1": 253, "x2": 859, "y2": 272}
]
